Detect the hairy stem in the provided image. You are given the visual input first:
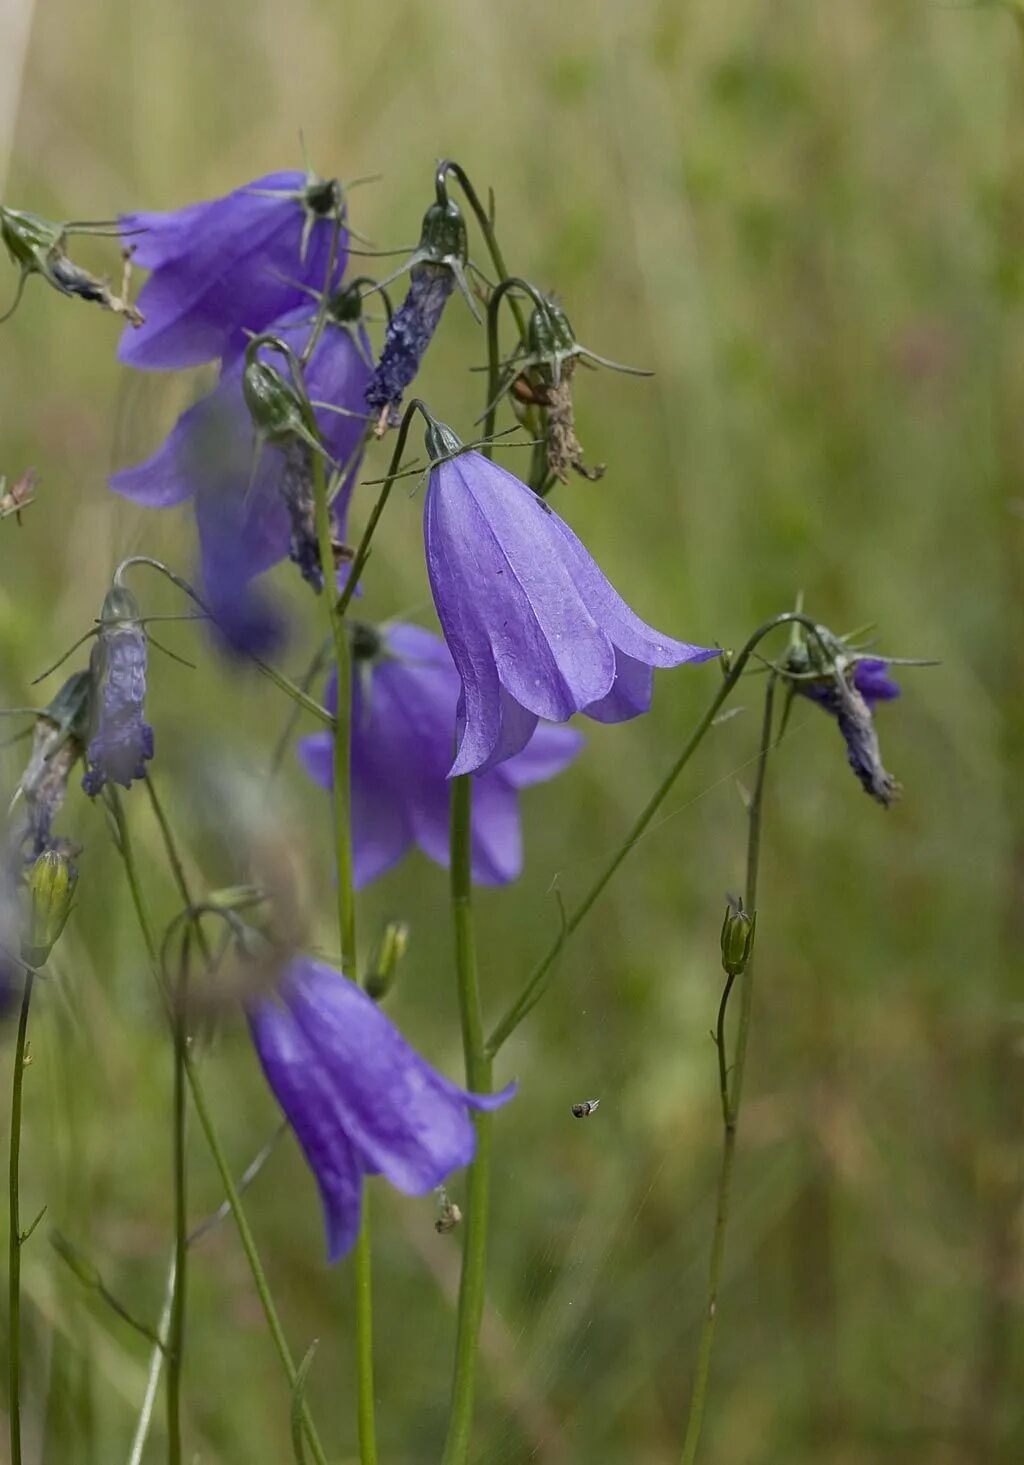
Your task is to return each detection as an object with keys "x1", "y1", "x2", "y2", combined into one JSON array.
[
  {"x1": 440, "y1": 776, "x2": 493, "y2": 1465},
  {"x1": 679, "y1": 676, "x2": 776, "y2": 1465},
  {"x1": 8, "y1": 969, "x2": 34, "y2": 1465}
]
